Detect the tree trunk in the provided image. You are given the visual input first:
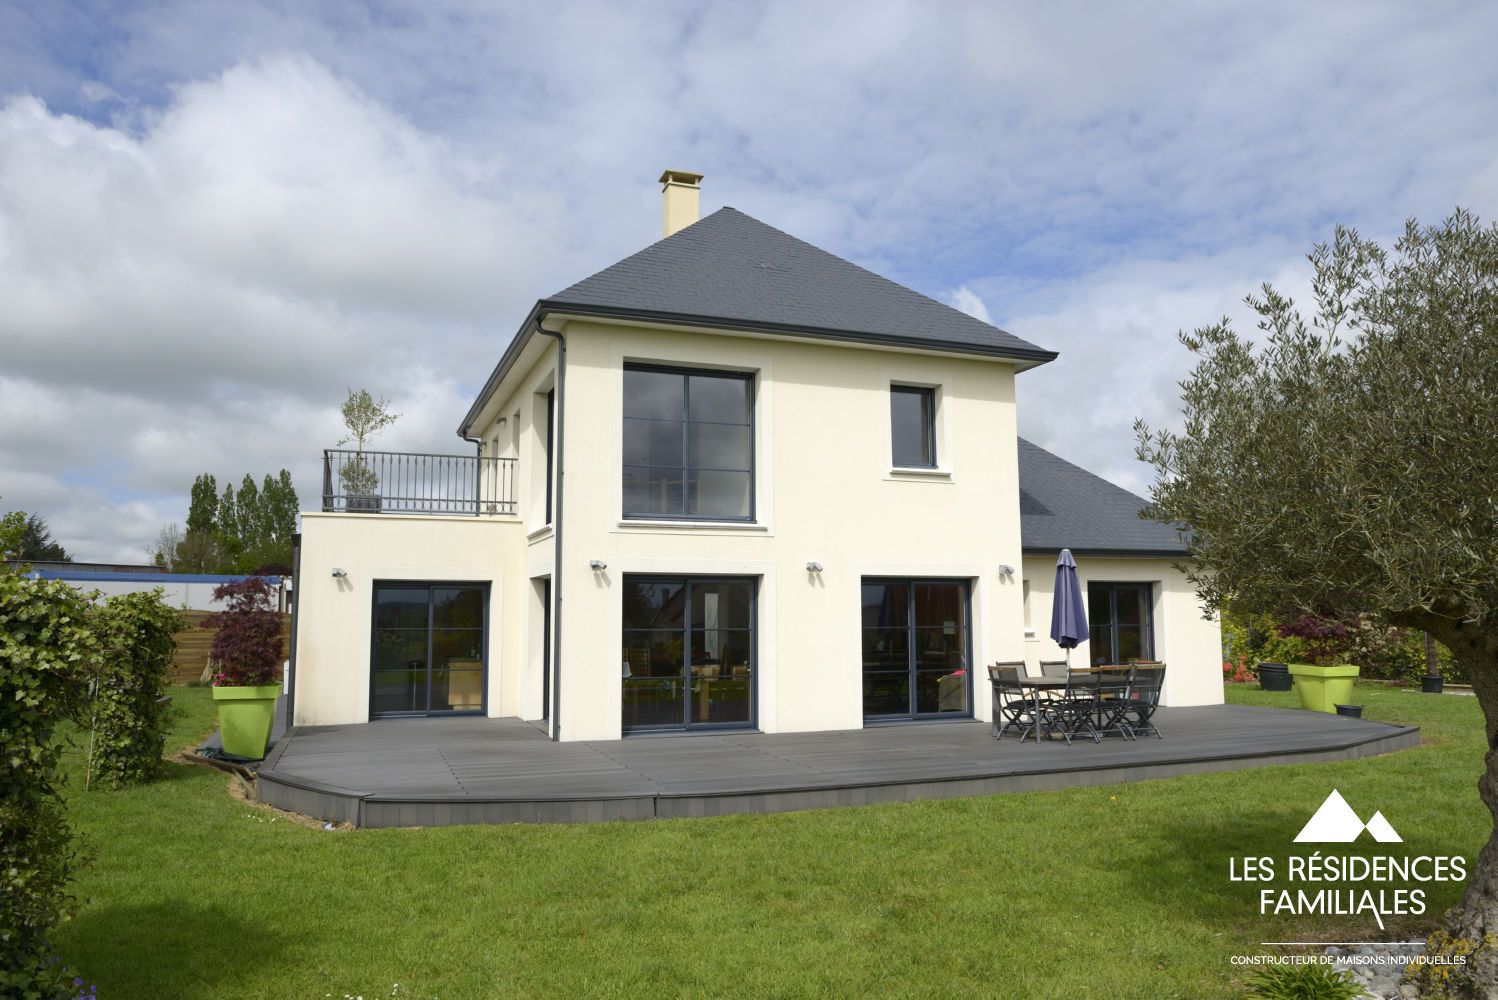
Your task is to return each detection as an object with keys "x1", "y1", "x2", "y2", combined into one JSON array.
[{"x1": 1411, "y1": 627, "x2": 1498, "y2": 998}]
